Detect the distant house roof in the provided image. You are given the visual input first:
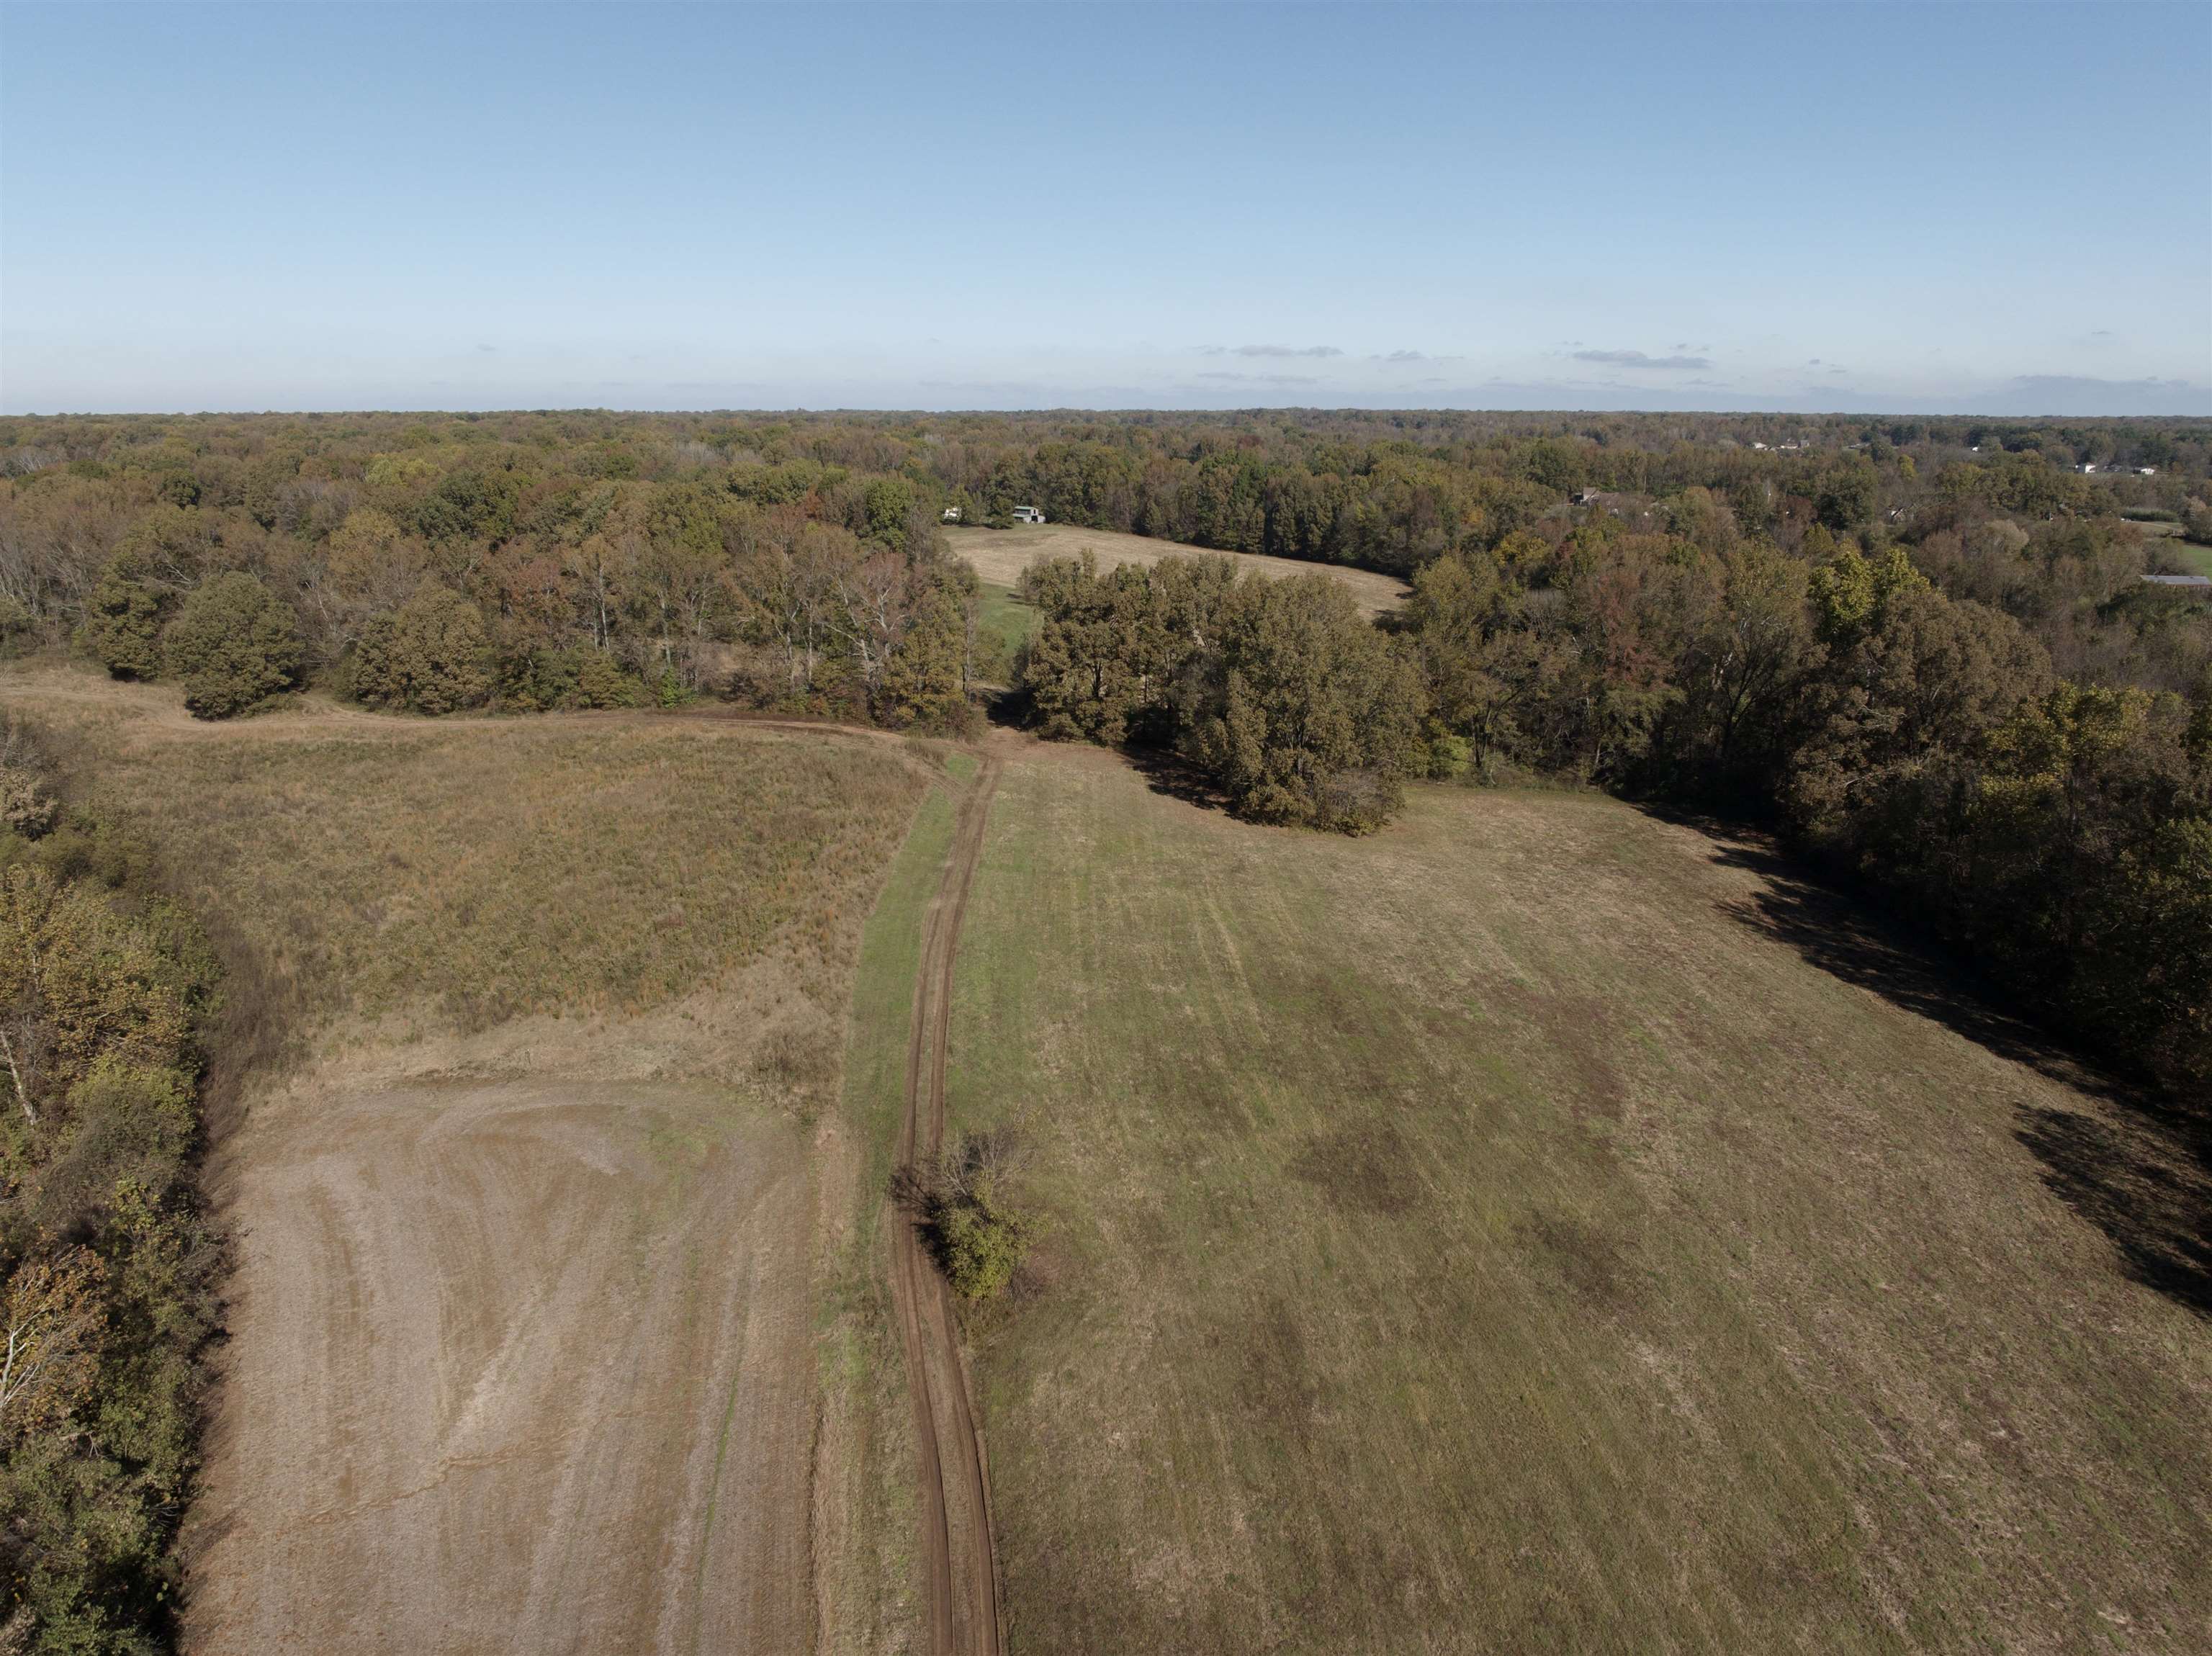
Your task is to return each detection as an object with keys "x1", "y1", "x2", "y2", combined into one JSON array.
[{"x1": 2141, "y1": 574, "x2": 2212, "y2": 588}]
